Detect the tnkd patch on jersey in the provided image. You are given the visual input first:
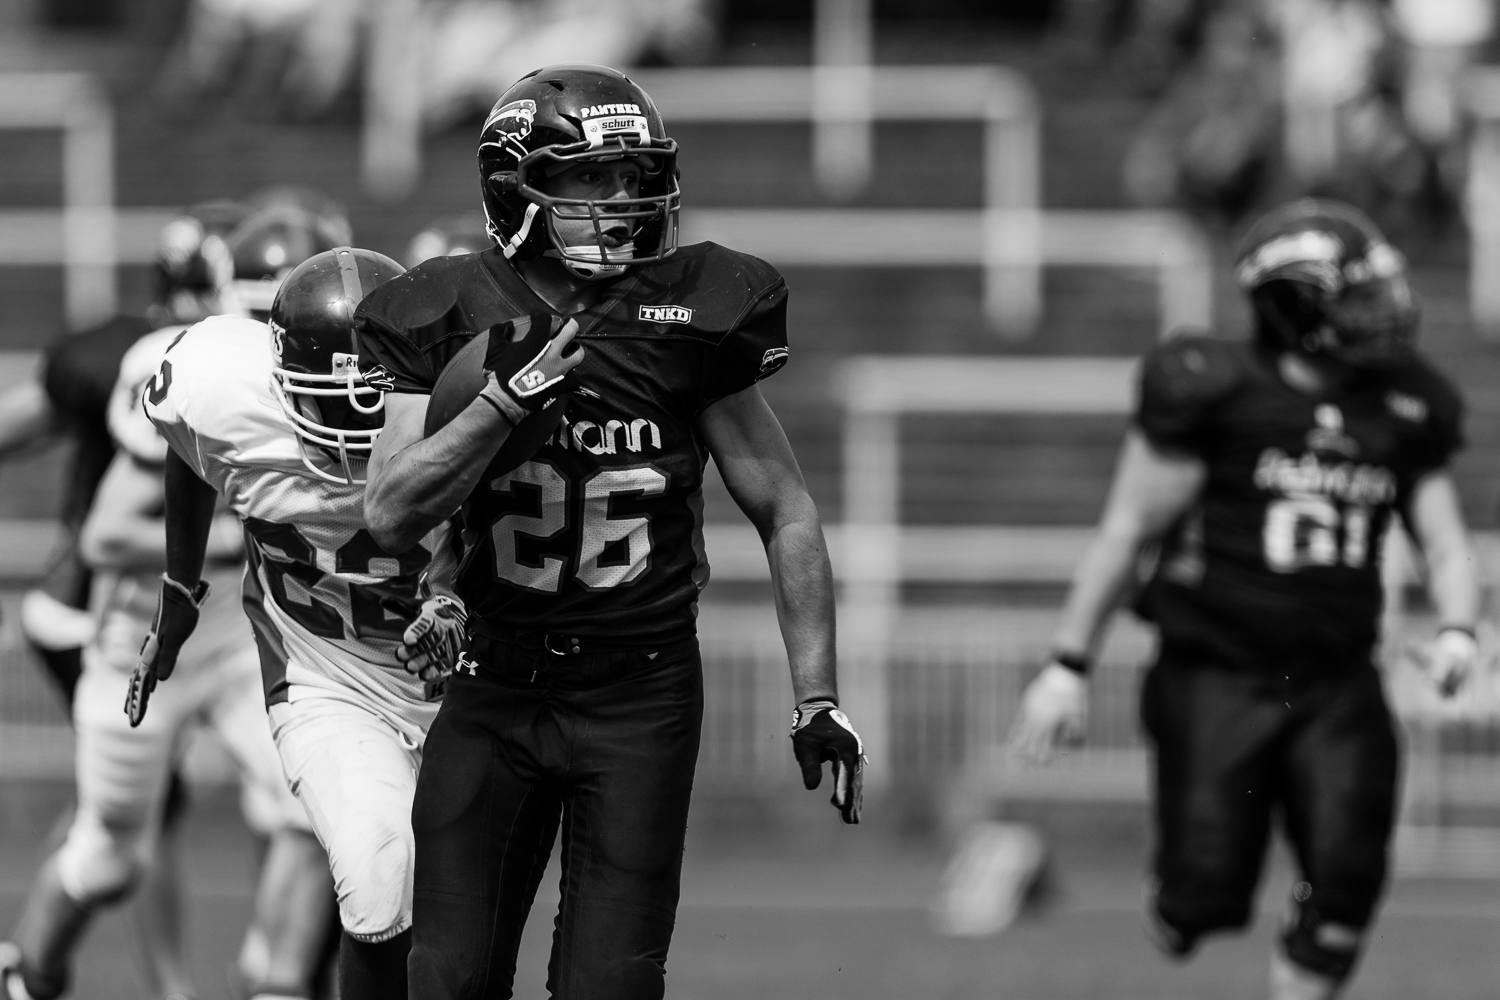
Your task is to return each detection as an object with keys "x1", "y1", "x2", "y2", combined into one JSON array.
[{"x1": 639, "y1": 305, "x2": 692, "y2": 324}]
